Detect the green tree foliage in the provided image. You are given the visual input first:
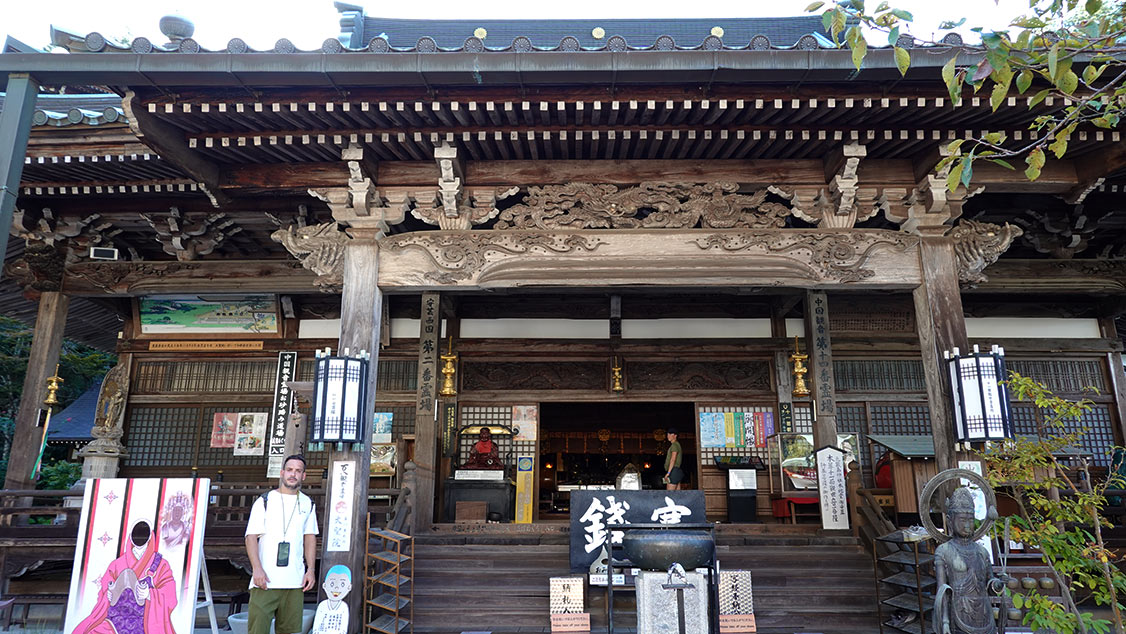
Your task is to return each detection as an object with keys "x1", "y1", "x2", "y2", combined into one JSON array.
[
  {"x1": 808, "y1": 0, "x2": 1126, "y2": 190},
  {"x1": 982, "y1": 373, "x2": 1126, "y2": 634},
  {"x1": 0, "y1": 316, "x2": 116, "y2": 487}
]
